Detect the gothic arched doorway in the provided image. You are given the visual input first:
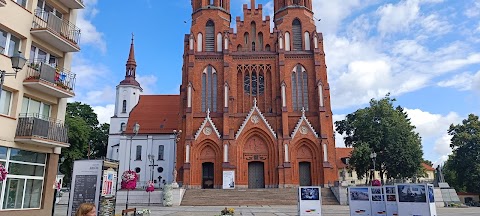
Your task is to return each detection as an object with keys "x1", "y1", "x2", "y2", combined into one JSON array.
[
  {"x1": 202, "y1": 162, "x2": 214, "y2": 189},
  {"x1": 248, "y1": 161, "x2": 265, "y2": 188},
  {"x1": 299, "y1": 162, "x2": 312, "y2": 186}
]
